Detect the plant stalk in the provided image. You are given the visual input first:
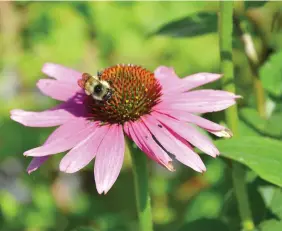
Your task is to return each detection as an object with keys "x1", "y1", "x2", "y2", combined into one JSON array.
[
  {"x1": 234, "y1": 14, "x2": 266, "y2": 118},
  {"x1": 219, "y1": 2, "x2": 254, "y2": 231},
  {"x1": 127, "y1": 138, "x2": 153, "y2": 231}
]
